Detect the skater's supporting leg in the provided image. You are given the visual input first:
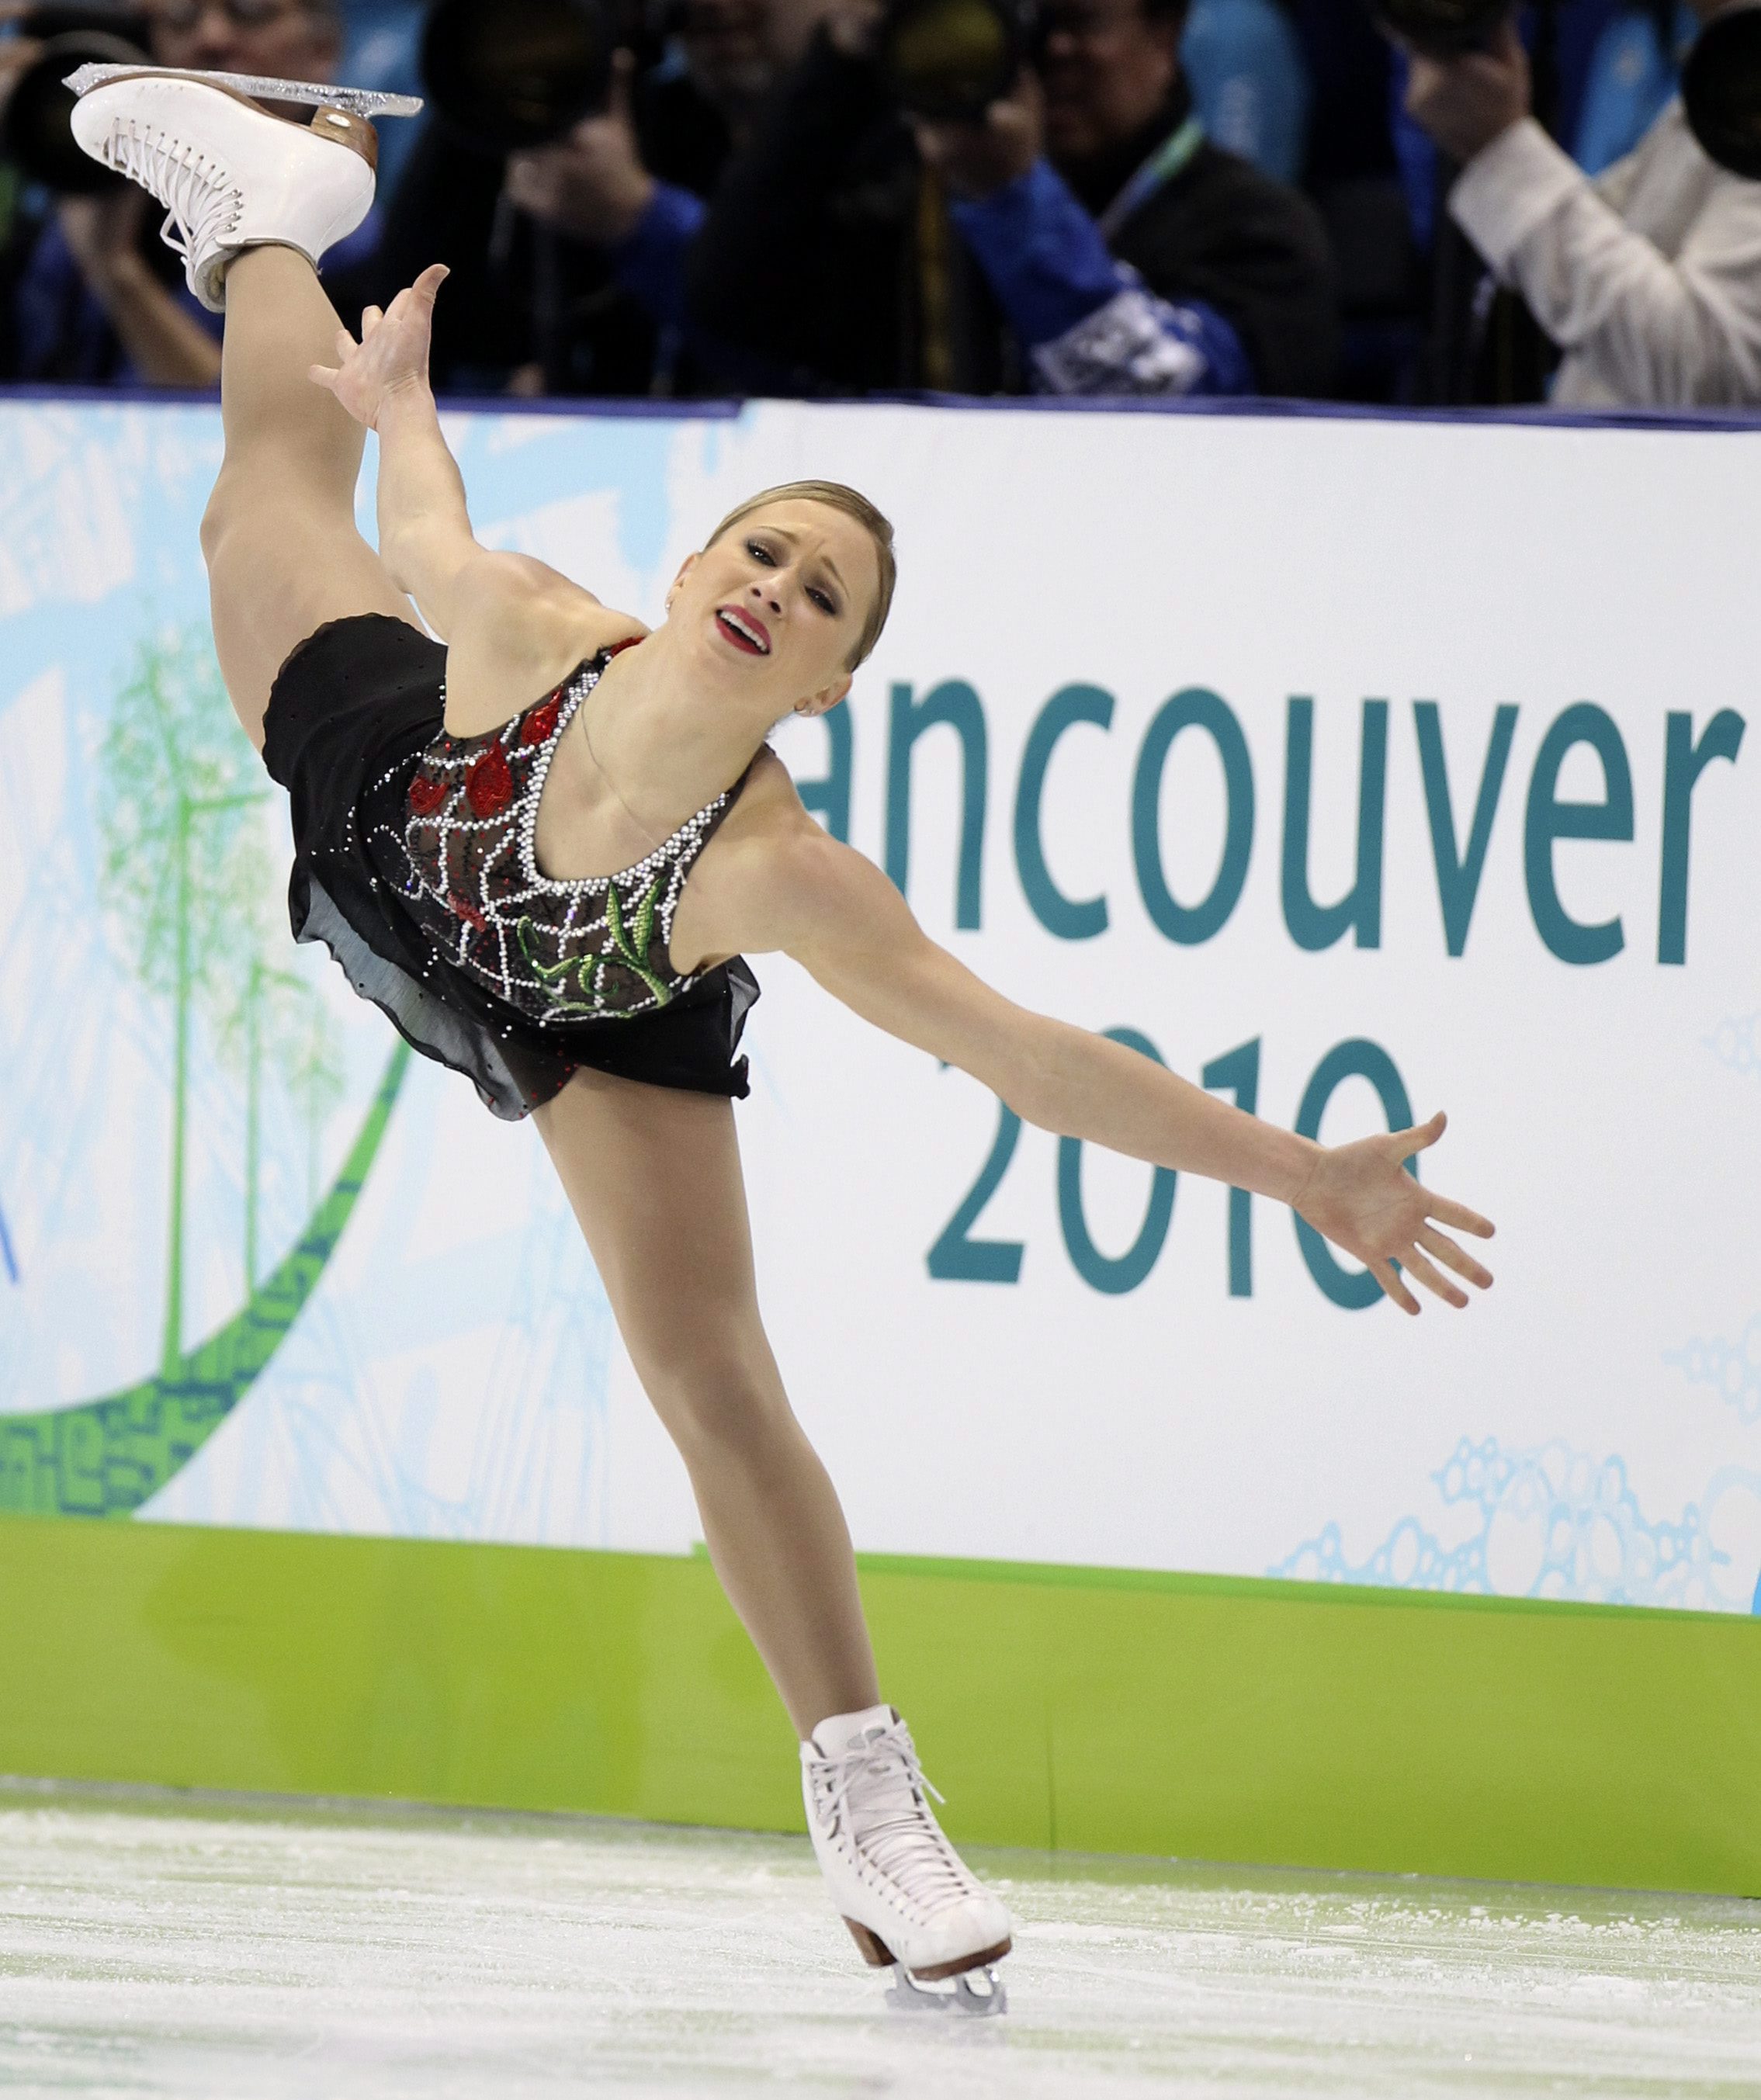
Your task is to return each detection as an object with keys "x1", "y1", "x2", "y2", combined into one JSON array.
[
  {"x1": 201, "y1": 246, "x2": 419, "y2": 748},
  {"x1": 534, "y1": 1069, "x2": 882, "y2": 1738}
]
